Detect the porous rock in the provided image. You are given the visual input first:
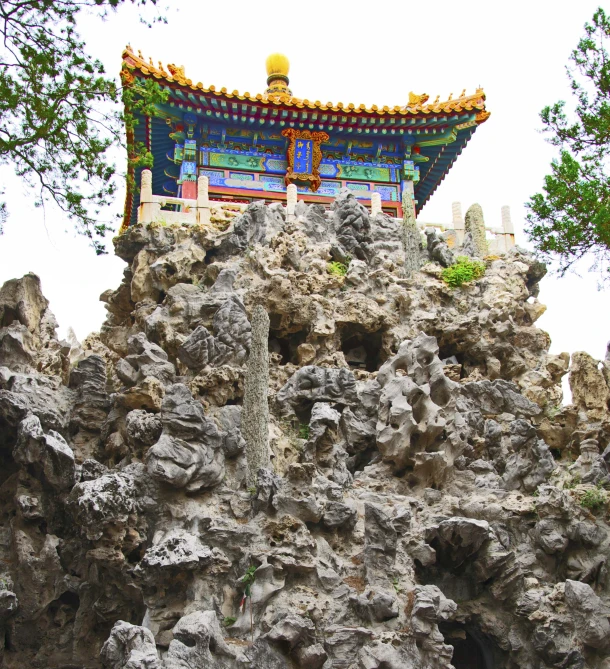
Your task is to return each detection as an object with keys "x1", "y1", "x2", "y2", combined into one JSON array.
[{"x1": 1, "y1": 194, "x2": 609, "y2": 669}]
